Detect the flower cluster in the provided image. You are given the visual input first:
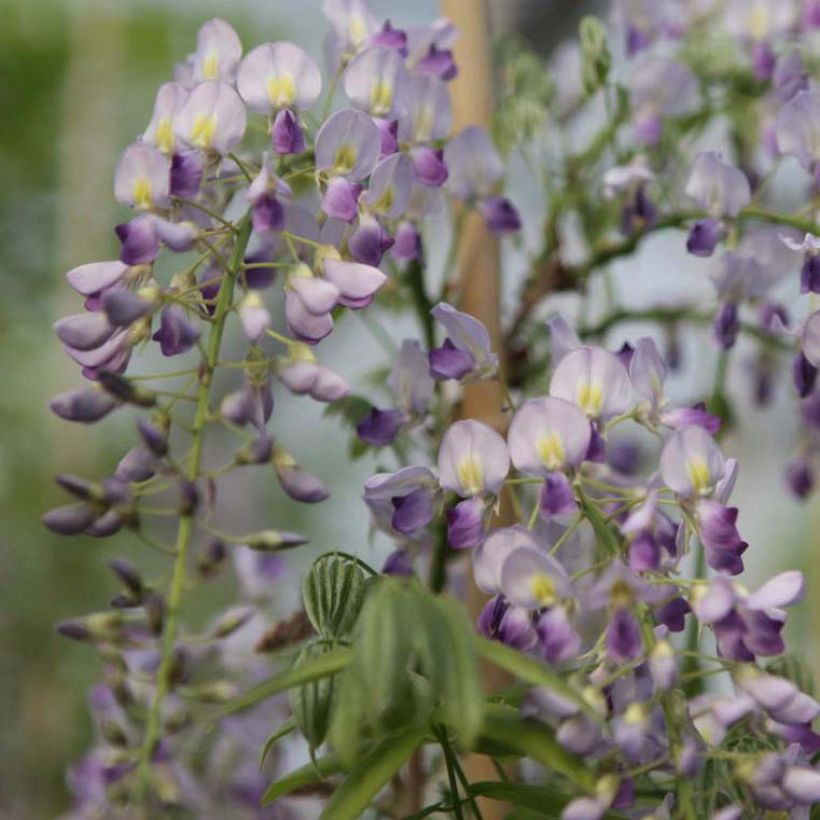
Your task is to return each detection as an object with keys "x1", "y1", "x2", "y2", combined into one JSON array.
[{"x1": 45, "y1": 0, "x2": 820, "y2": 818}]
